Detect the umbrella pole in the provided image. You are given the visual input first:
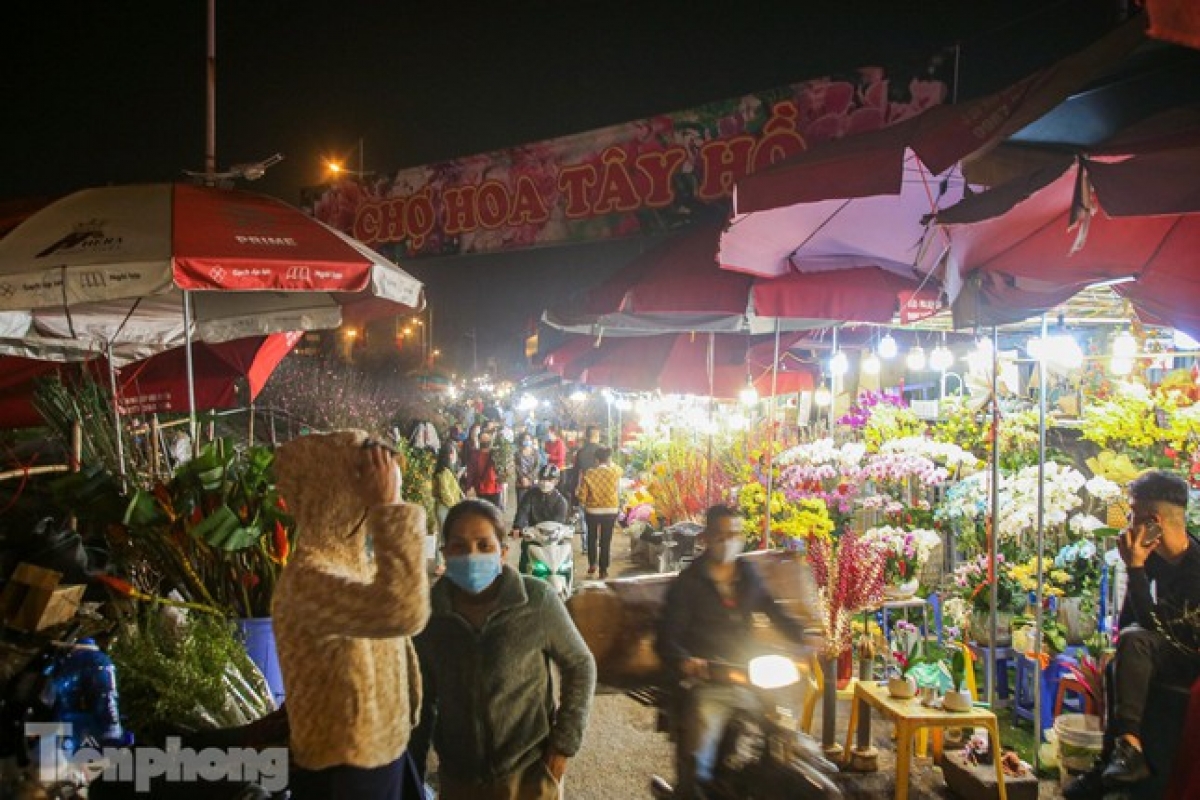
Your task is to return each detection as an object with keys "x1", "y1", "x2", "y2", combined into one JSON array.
[
  {"x1": 105, "y1": 342, "x2": 127, "y2": 482},
  {"x1": 829, "y1": 327, "x2": 839, "y2": 436},
  {"x1": 1033, "y1": 314, "x2": 1048, "y2": 762},
  {"x1": 762, "y1": 318, "x2": 782, "y2": 550},
  {"x1": 248, "y1": 401, "x2": 256, "y2": 446},
  {"x1": 987, "y1": 326, "x2": 1000, "y2": 707},
  {"x1": 182, "y1": 291, "x2": 199, "y2": 454}
]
